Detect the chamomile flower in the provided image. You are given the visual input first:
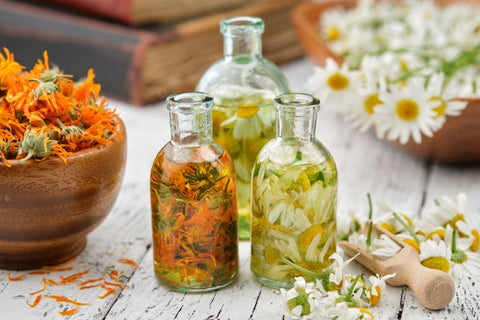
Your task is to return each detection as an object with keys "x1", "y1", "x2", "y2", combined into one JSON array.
[
  {"x1": 455, "y1": 220, "x2": 480, "y2": 252},
  {"x1": 419, "y1": 240, "x2": 451, "y2": 273},
  {"x1": 424, "y1": 193, "x2": 468, "y2": 232},
  {"x1": 305, "y1": 58, "x2": 360, "y2": 115},
  {"x1": 367, "y1": 273, "x2": 396, "y2": 306},
  {"x1": 337, "y1": 212, "x2": 363, "y2": 241},
  {"x1": 343, "y1": 71, "x2": 386, "y2": 133},
  {"x1": 280, "y1": 277, "x2": 320, "y2": 320},
  {"x1": 327, "y1": 252, "x2": 359, "y2": 287},
  {"x1": 370, "y1": 234, "x2": 401, "y2": 260},
  {"x1": 426, "y1": 73, "x2": 468, "y2": 130},
  {"x1": 374, "y1": 78, "x2": 441, "y2": 144},
  {"x1": 446, "y1": 229, "x2": 480, "y2": 278},
  {"x1": 219, "y1": 103, "x2": 273, "y2": 140}
]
